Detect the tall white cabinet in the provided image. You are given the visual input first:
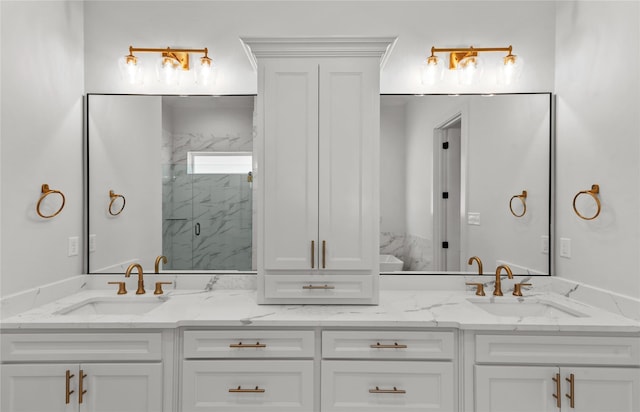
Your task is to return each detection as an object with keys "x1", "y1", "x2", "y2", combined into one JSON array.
[{"x1": 242, "y1": 37, "x2": 395, "y2": 304}]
